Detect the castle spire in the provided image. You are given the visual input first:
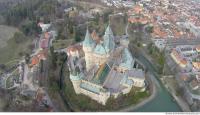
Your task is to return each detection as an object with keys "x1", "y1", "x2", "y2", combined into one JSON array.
[
  {"x1": 83, "y1": 28, "x2": 94, "y2": 47},
  {"x1": 103, "y1": 25, "x2": 115, "y2": 52},
  {"x1": 105, "y1": 24, "x2": 113, "y2": 36}
]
